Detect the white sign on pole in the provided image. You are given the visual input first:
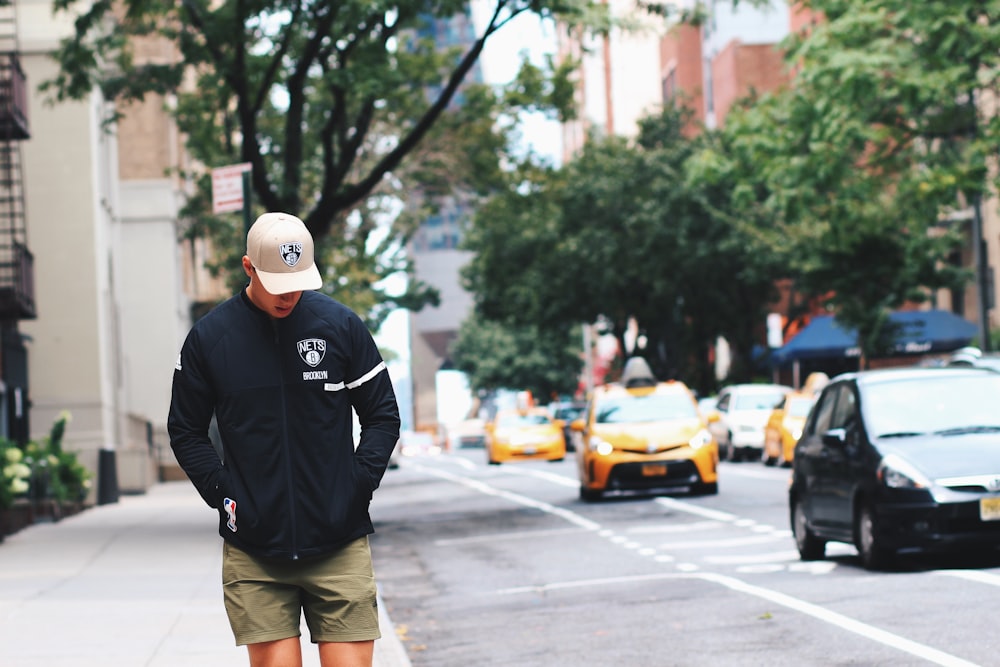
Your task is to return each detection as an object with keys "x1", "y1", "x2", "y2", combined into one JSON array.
[
  {"x1": 767, "y1": 312, "x2": 784, "y2": 348},
  {"x1": 211, "y1": 162, "x2": 252, "y2": 214}
]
